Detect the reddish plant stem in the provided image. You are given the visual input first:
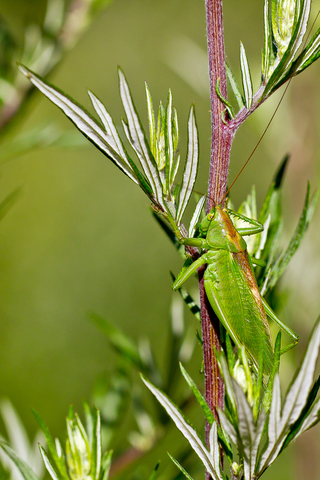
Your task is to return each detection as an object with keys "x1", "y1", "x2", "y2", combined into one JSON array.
[
  {"x1": 202, "y1": 3, "x2": 237, "y2": 476},
  {"x1": 198, "y1": 269, "x2": 224, "y2": 417},
  {"x1": 206, "y1": 0, "x2": 233, "y2": 211}
]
